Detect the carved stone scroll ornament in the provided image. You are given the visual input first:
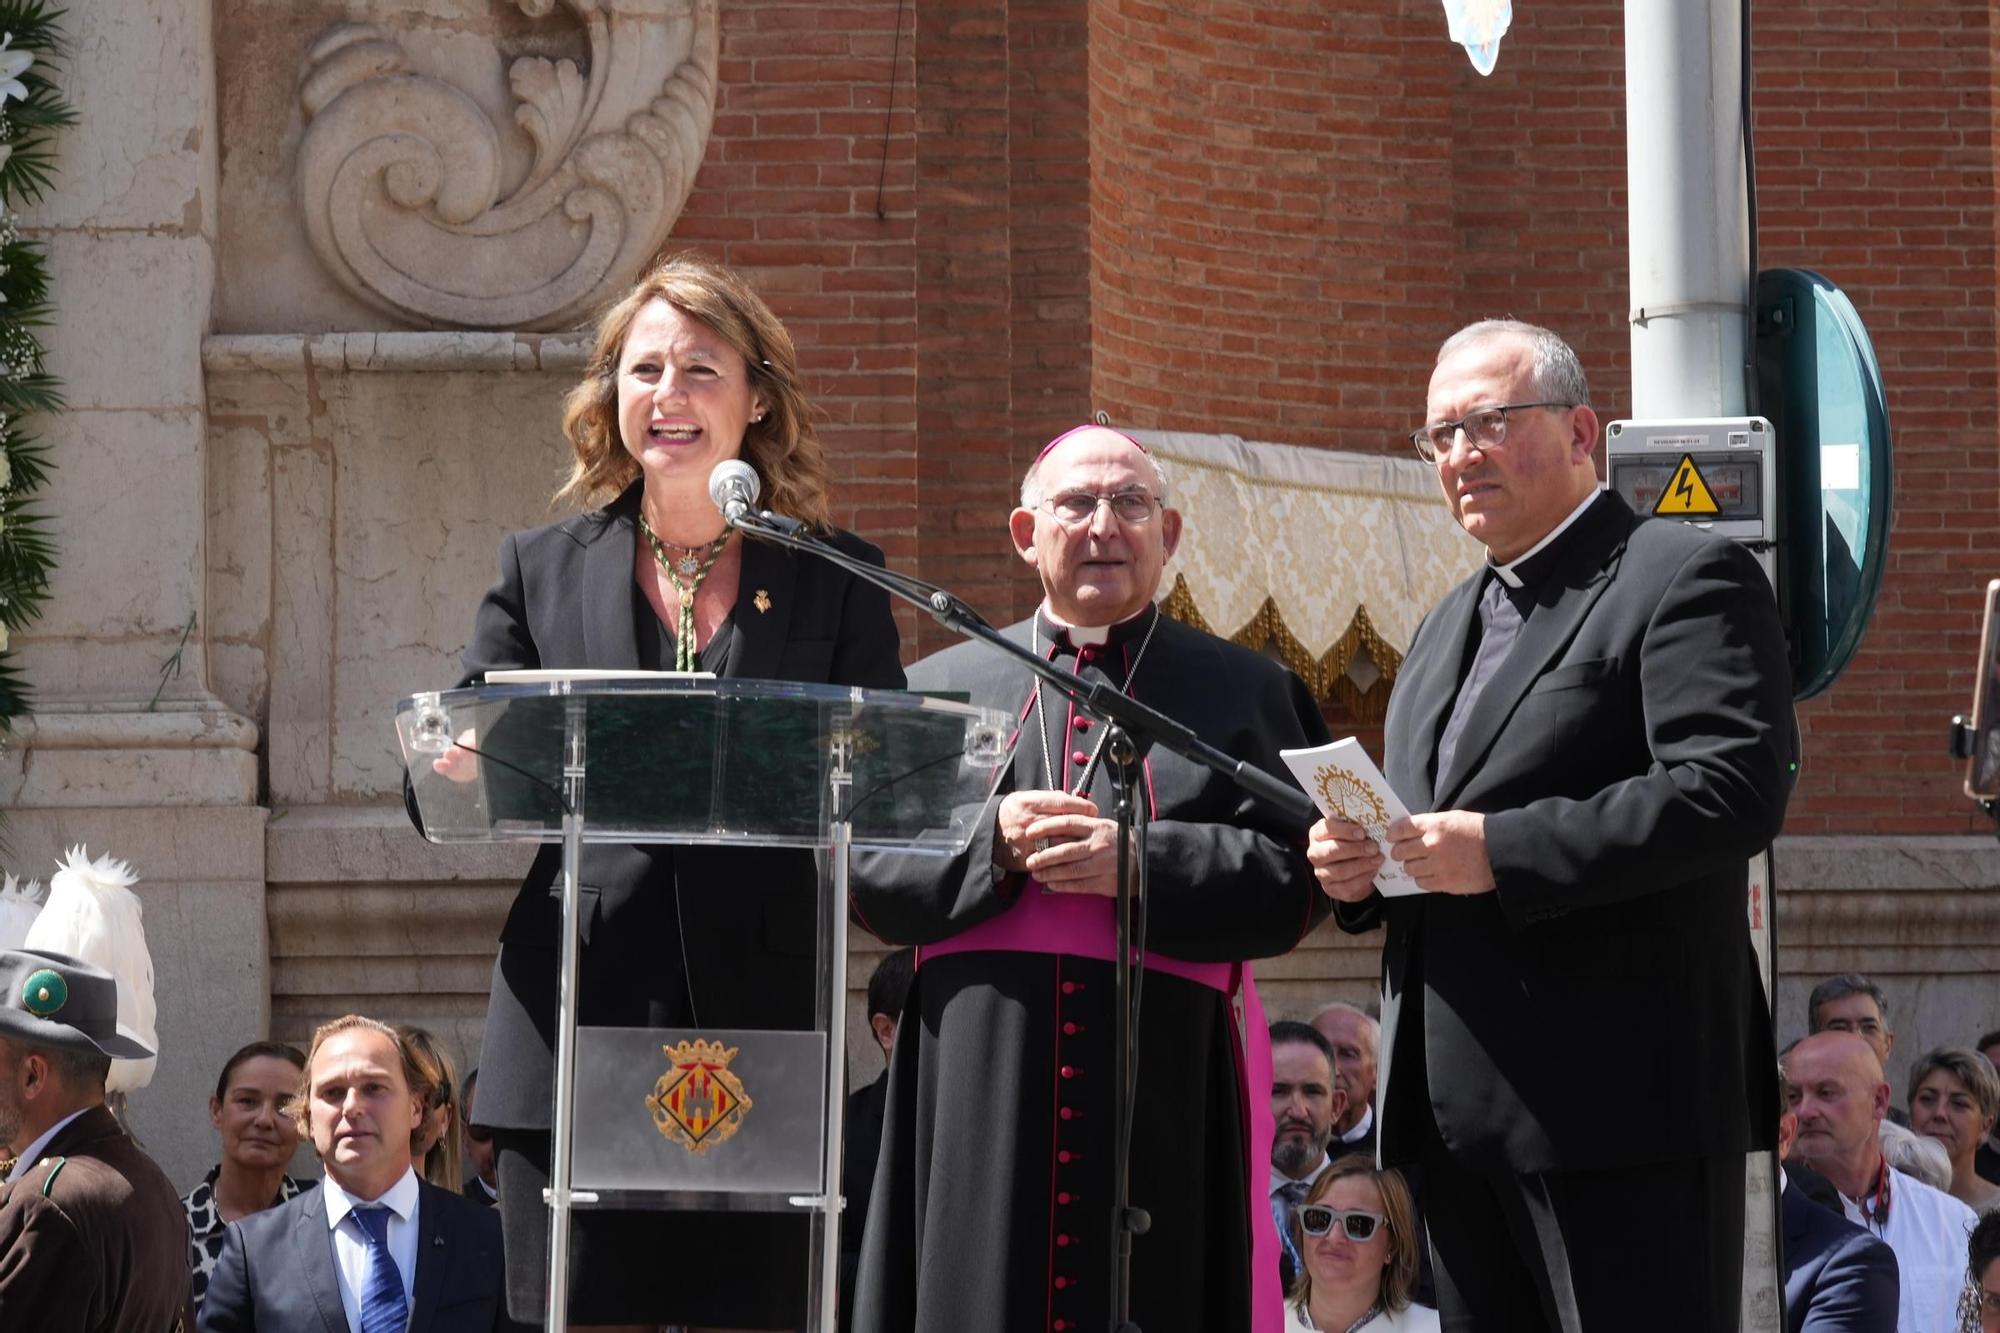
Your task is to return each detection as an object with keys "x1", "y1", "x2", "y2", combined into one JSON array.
[{"x1": 297, "y1": 0, "x2": 719, "y2": 330}]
